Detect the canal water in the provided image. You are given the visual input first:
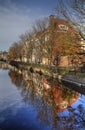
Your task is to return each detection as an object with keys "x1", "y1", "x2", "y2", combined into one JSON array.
[{"x1": 0, "y1": 64, "x2": 85, "y2": 130}]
